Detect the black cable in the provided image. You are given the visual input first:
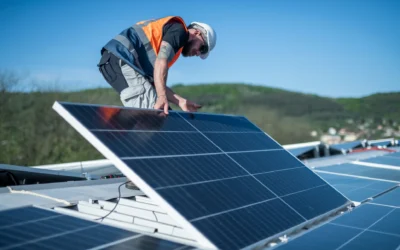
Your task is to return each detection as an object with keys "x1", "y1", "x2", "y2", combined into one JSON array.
[{"x1": 95, "y1": 180, "x2": 129, "y2": 221}]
